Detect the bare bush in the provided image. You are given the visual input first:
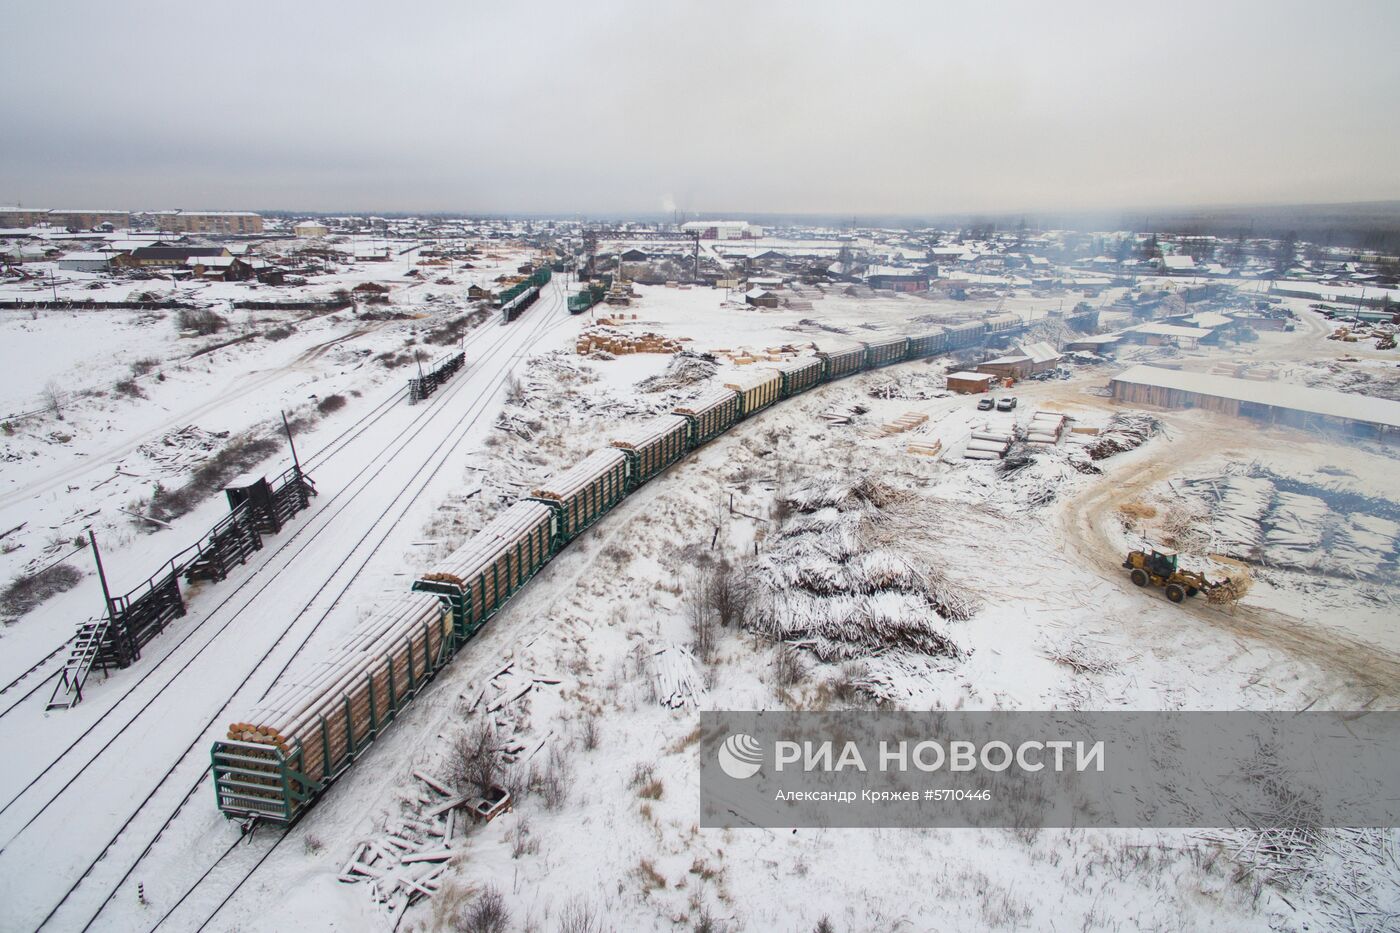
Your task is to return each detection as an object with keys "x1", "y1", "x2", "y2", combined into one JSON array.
[
  {"x1": 509, "y1": 815, "x2": 539, "y2": 859},
  {"x1": 773, "y1": 645, "x2": 808, "y2": 695},
  {"x1": 531, "y1": 745, "x2": 572, "y2": 810},
  {"x1": 455, "y1": 884, "x2": 510, "y2": 933},
  {"x1": 579, "y1": 714, "x2": 601, "y2": 751},
  {"x1": 130, "y1": 358, "x2": 160, "y2": 377},
  {"x1": 686, "y1": 571, "x2": 719, "y2": 664},
  {"x1": 316, "y1": 393, "x2": 347, "y2": 415},
  {"x1": 831, "y1": 661, "x2": 869, "y2": 705},
  {"x1": 709, "y1": 559, "x2": 750, "y2": 628},
  {"x1": 146, "y1": 433, "x2": 281, "y2": 524},
  {"x1": 264, "y1": 323, "x2": 295, "y2": 341},
  {"x1": 114, "y1": 378, "x2": 145, "y2": 398},
  {"x1": 1, "y1": 563, "x2": 83, "y2": 621},
  {"x1": 41, "y1": 380, "x2": 66, "y2": 420},
  {"x1": 176, "y1": 308, "x2": 227, "y2": 336},
  {"x1": 446, "y1": 720, "x2": 500, "y2": 795},
  {"x1": 555, "y1": 897, "x2": 607, "y2": 933}
]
